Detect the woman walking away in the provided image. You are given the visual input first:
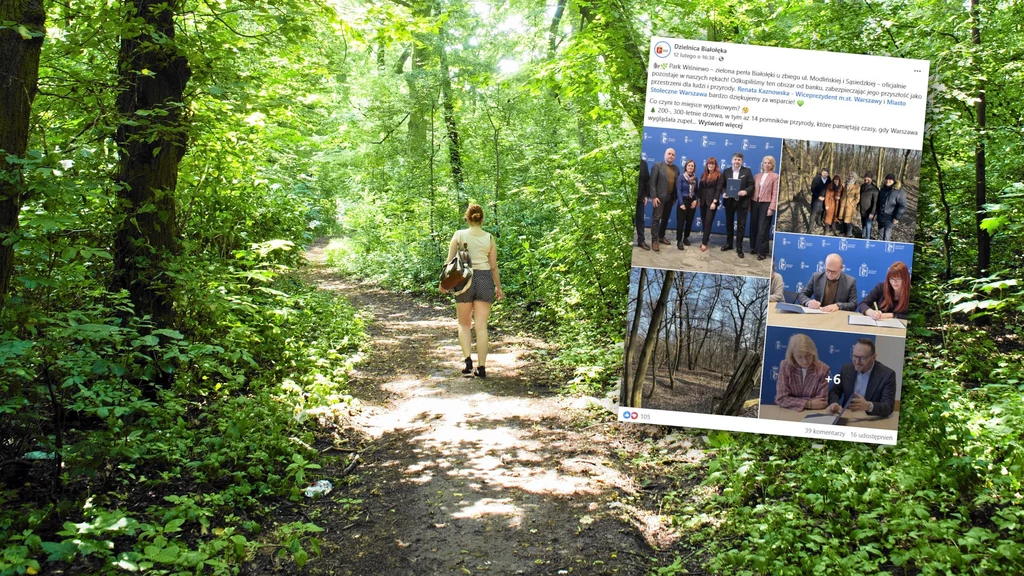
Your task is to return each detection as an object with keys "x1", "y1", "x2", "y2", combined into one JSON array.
[{"x1": 440, "y1": 204, "x2": 504, "y2": 378}]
